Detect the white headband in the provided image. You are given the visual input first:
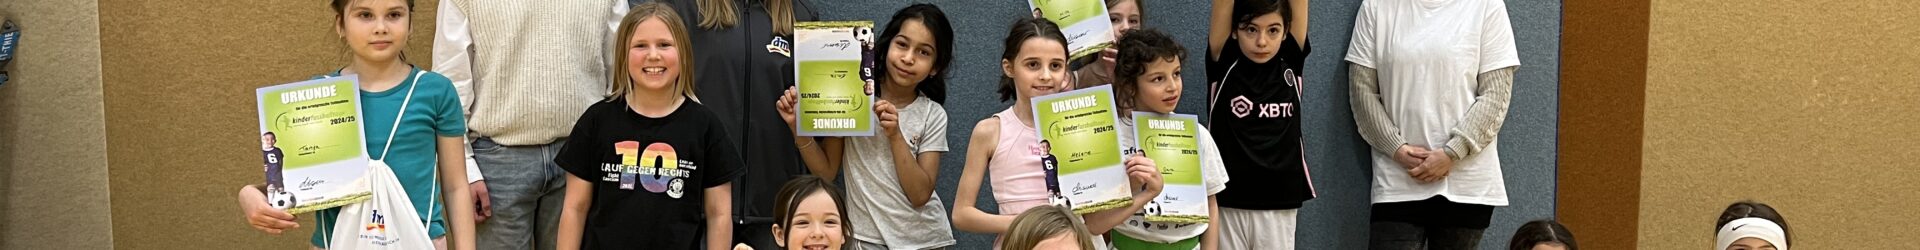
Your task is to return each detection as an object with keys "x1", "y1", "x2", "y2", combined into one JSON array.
[{"x1": 1715, "y1": 217, "x2": 1787, "y2": 250}]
